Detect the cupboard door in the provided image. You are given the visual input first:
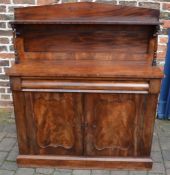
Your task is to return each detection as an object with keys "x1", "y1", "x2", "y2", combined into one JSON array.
[
  {"x1": 84, "y1": 93, "x2": 149, "y2": 157},
  {"x1": 24, "y1": 92, "x2": 84, "y2": 155}
]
